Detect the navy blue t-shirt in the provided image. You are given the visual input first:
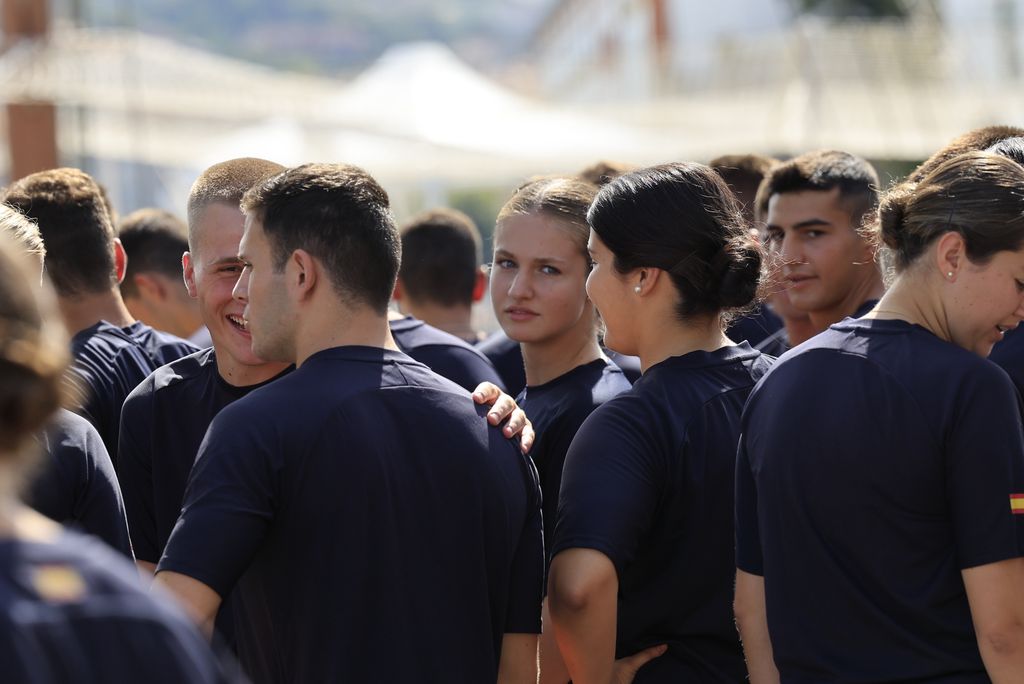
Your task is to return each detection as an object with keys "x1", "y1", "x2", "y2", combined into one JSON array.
[
  {"x1": 553, "y1": 343, "x2": 771, "y2": 683},
  {"x1": 28, "y1": 410, "x2": 133, "y2": 558},
  {"x1": 756, "y1": 299, "x2": 878, "y2": 358},
  {"x1": 160, "y1": 346, "x2": 544, "y2": 684},
  {"x1": 390, "y1": 315, "x2": 505, "y2": 392},
  {"x1": 736, "y1": 318, "x2": 1024, "y2": 682},
  {"x1": 0, "y1": 528, "x2": 236, "y2": 683},
  {"x1": 517, "y1": 358, "x2": 631, "y2": 549},
  {"x1": 68, "y1": 321, "x2": 197, "y2": 465},
  {"x1": 477, "y1": 331, "x2": 526, "y2": 396},
  {"x1": 726, "y1": 305, "x2": 783, "y2": 347},
  {"x1": 989, "y1": 325, "x2": 1024, "y2": 400}
]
